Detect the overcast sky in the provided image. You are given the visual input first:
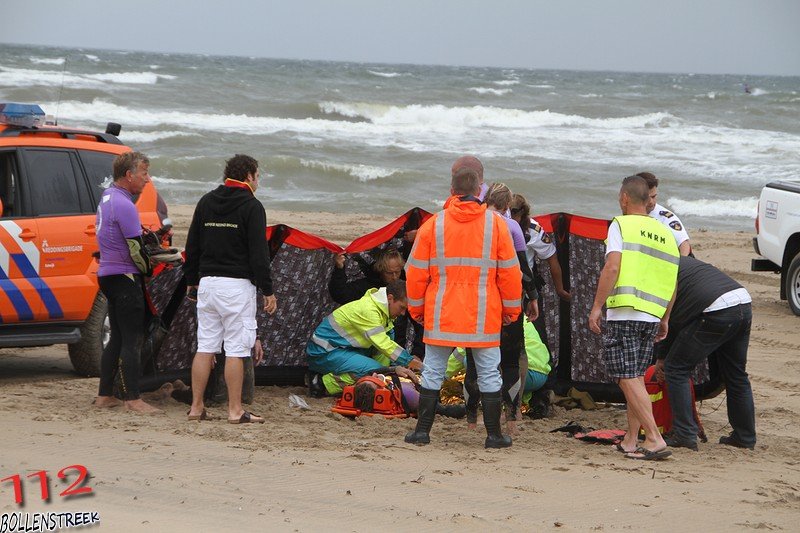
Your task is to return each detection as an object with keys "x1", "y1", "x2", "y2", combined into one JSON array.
[{"x1": 2, "y1": 0, "x2": 798, "y2": 76}]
